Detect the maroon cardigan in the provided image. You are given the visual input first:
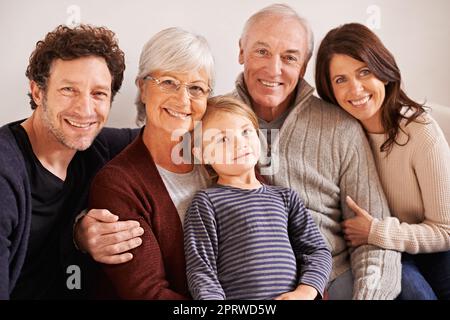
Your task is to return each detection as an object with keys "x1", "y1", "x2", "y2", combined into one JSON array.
[{"x1": 89, "y1": 130, "x2": 190, "y2": 299}]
